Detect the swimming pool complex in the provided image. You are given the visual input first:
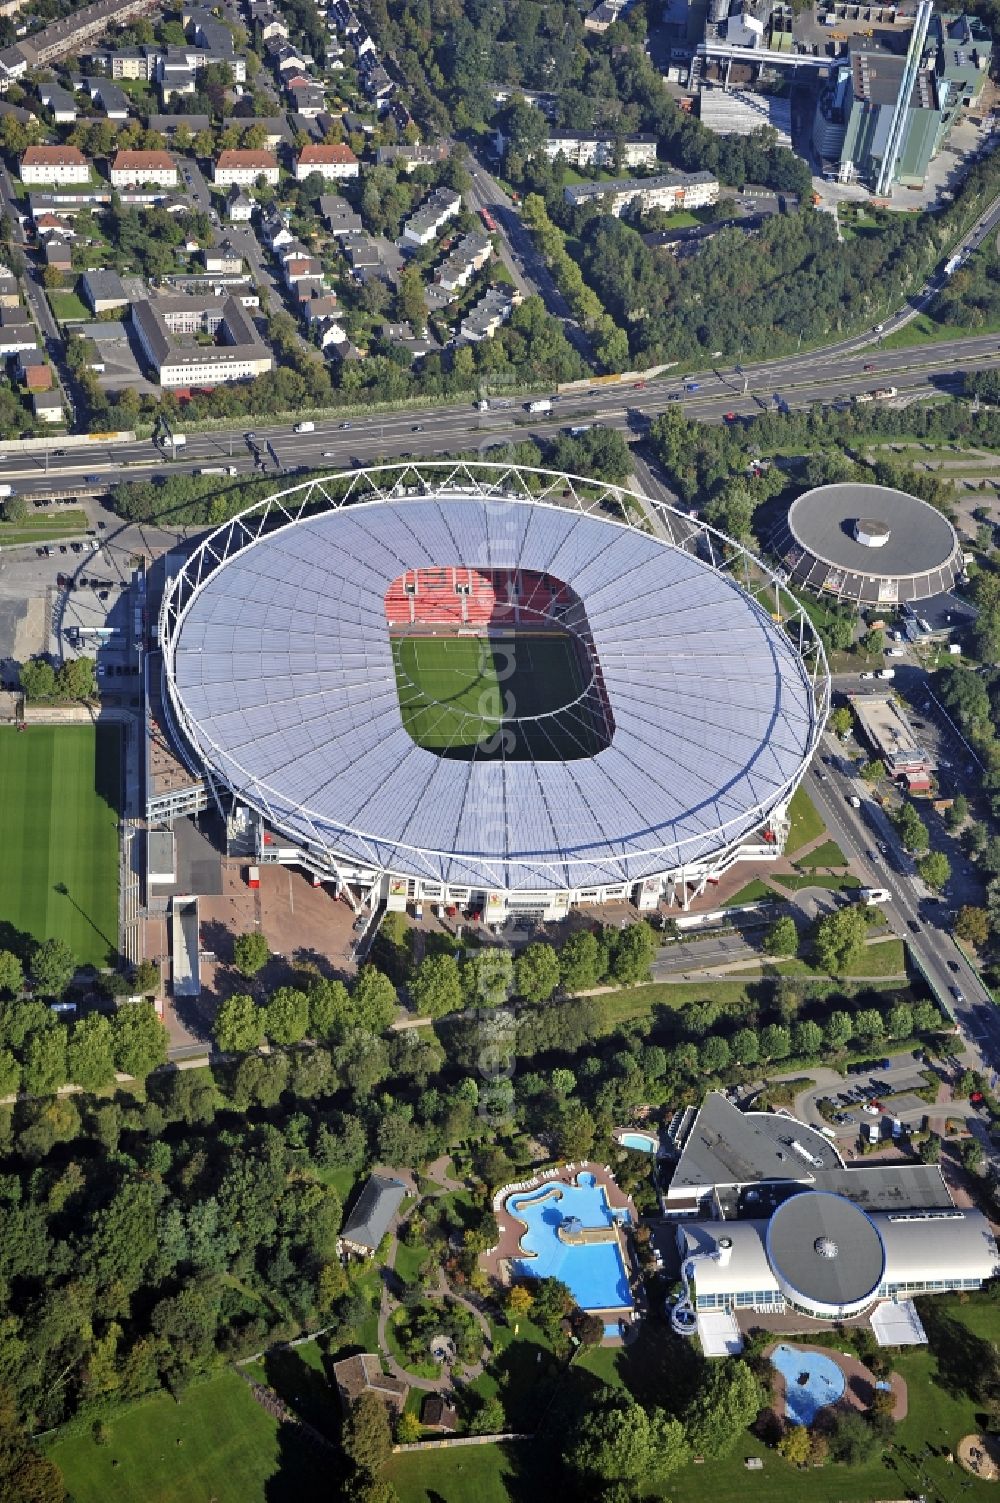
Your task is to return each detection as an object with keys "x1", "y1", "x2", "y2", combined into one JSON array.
[
  {"x1": 770, "y1": 1343, "x2": 846, "y2": 1426},
  {"x1": 507, "y1": 1173, "x2": 633, "y2": 1312},
  {"x1": 617, "y1": 1130, "x2": 658, "y2": 1153}
]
